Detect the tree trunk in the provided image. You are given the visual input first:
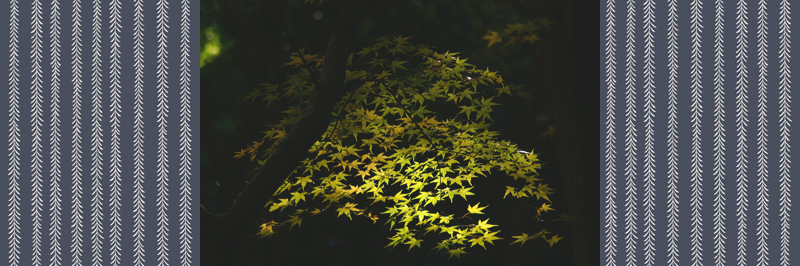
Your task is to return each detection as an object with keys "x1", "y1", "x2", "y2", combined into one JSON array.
[
  {"x1": 200, "y1": 0, "x2": 364, "y2": 264},
  {"x1": 206, "y1": 0, "x2": 289, "y2": 213},
  {"x1": 525, "y1": 1, "x2": 600, "y2": 265}
]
